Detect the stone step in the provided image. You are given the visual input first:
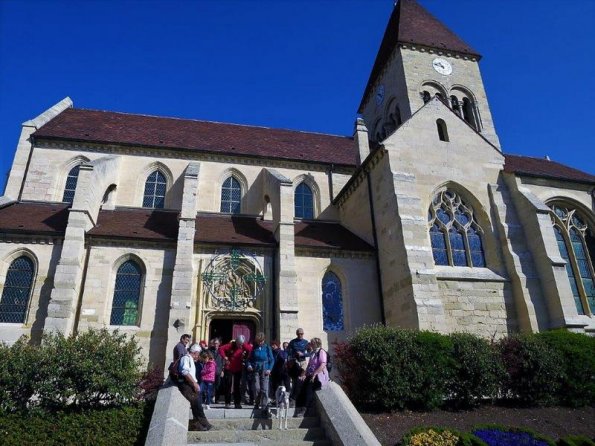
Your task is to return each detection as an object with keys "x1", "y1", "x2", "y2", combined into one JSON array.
[
  {"x1": 187, "y1": 427, "x2": 326, "y2": 443},
  {"x1": 188, "y1": 442, "x2": 330, "y2": 446},
  {"x1": 207, "y1": 417, "x2": 319, "y2": 430},
  {"x1": 195, "y1": 405, "x2": 313, "y2": 420}
]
